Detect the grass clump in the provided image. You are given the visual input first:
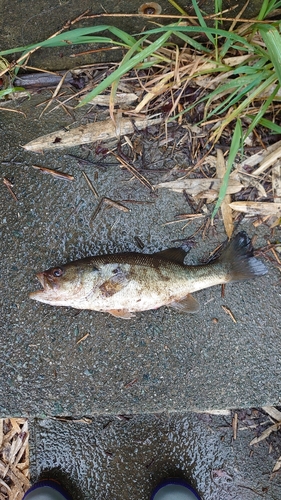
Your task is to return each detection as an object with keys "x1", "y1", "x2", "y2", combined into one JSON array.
[{"x1": 1, "y1": 0, "x2": 281, "y2": 219}]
